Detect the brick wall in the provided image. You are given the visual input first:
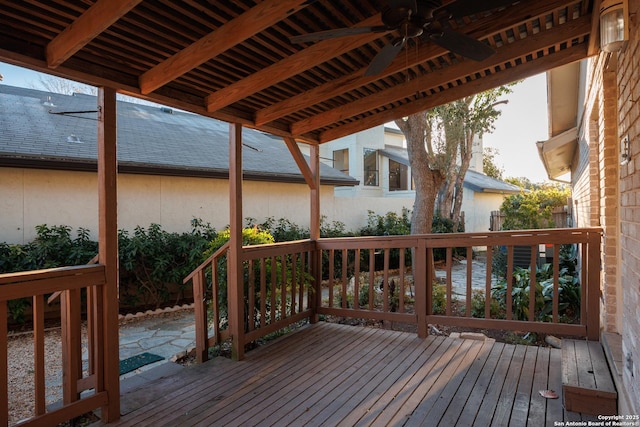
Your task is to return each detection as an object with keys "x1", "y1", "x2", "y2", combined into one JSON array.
[{"x1": 616, "y1": 0, "x2": 640, "y2": 413}]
